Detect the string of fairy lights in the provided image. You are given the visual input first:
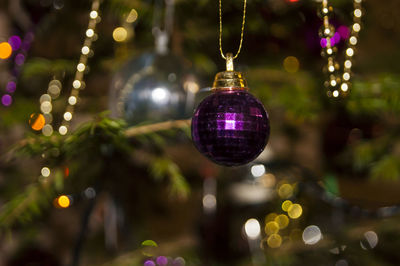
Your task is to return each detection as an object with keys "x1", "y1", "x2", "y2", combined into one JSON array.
[
  {"x1": 319, "y1": 0, "x2": 363, "y2": 98},
  {"x1": 29, "y1": 0, "x2": 101, "y2": 209}
]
